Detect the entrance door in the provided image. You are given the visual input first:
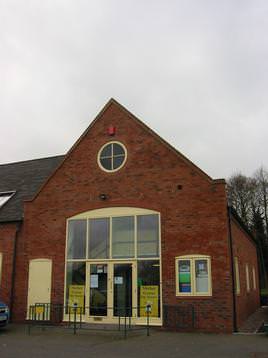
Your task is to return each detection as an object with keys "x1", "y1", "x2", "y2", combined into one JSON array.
[
  {"x1": 113, "y1": 263, "x2": 132, "y2": 317},
  {"x1": 86, "y1": 262, "x2": 136, "y2": 321},
  {"x1": 27, "y1": 259, "x2": 52, "y2": 318},
  {"x1": 89, "y1": 263, "x2": 108, "y2": 317}
]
